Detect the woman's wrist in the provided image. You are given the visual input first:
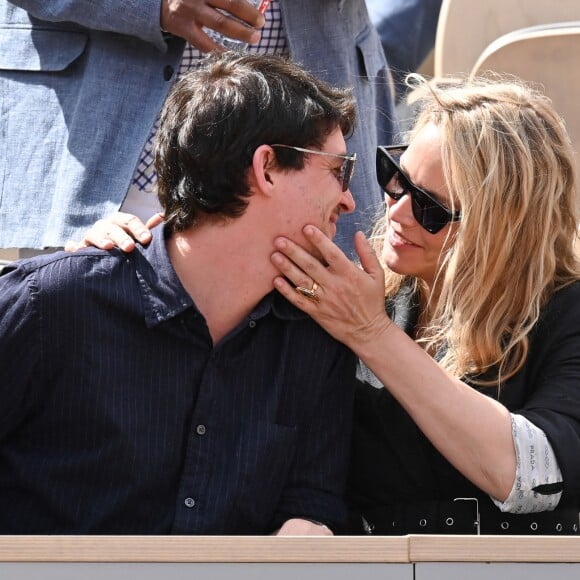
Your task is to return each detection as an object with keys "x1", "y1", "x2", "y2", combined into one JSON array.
[{"x1": 347, "y1": 314, "x2": 395, "y2": 359}]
